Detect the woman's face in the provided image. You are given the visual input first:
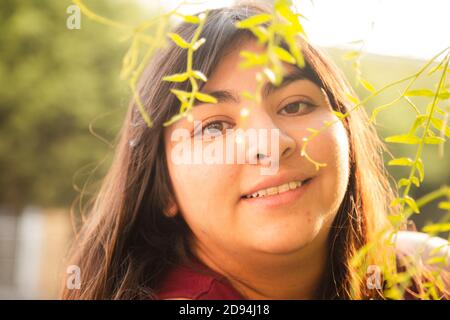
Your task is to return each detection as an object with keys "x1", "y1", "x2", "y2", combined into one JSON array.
[{"x1": 164, "y1": 40, "x2": 350, "y2": 256}]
